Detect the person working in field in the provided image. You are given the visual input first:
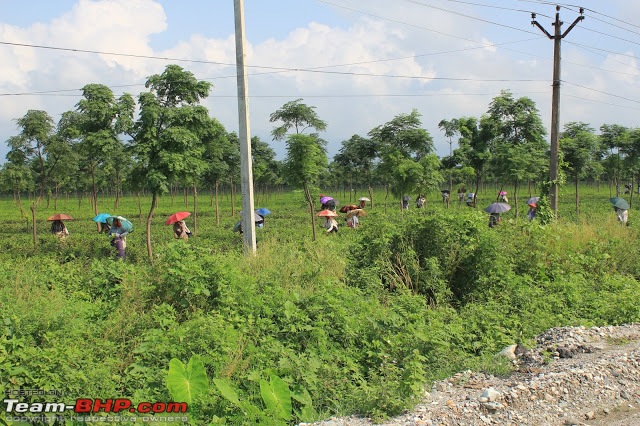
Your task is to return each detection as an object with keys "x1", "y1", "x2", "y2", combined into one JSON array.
[
  {"x1": 50, "y1": 220, "x2": 69, "y2": 239},
  {"x1": 173, "y1": 220, "x2": 192, "y2": 240},
  {"x1": 614, "y1": 206, "x2": 629, "y2": 226},
  {"x1": 324, "y1": 216, "x2": 339, "y2": 234},
  {"x1": 108, "y1": 218, "x2": 130, "y2": 260}
]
